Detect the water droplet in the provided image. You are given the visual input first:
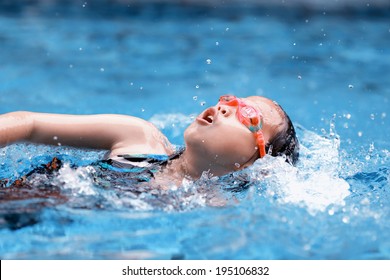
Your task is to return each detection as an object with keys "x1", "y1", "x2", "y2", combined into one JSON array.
[
  {"x1": 305, "y1": 19, "x2": 309, "y2": 23},
  {"x1": 206, "y1": 59, "x2": 212, "y2": 64},
  {"x1": 297, "y1": 75, "x2": 302, "y2": 79},
  {"x1": 342, "y1": 216, "x2": 350, "y2": 224},
  {"x1": 348, "y1": 84, "x2": 354, "y2": 89},
  {"x1": 215, "y1": 41, "x2": 219, "y2": 46},
  {"x1": 193, "y1": 96, "x2": 198, "y2": 101},
  {"x1": 200, "y1": 101, "x2": 206, "y2": 106},
  {"x1": 53, "y1": 136, "x2": 58, "y2": 141},
  {"x1": 370, "y1": 113, "x2": 375, "y2": 120},
  {"x1": 82, "y1": 2, "x2": 87, "y2": 8},
  {"x1": 381, "y1": 112, "x2": 387, "y2": 119},
  {"x1": 320, "y1": 128, "x2": 326, "y2": 135},
  {"x1": 141, "y1": 108, "x2": 145, "y2": 112},
  {"x1": 225, "y1": 27, "x2": 229, "y2": 31},
  {"x1": 79, "y1": 47, "x2": 83, "y2": 51},
  {"x1": 328, "y1": 209, "x2": 335, "y2": 216},
  {"x1": 201, "y1": 140, "x2": 205, "y2": 143},
  {"x1": 100, "y1": 68, "x2": 105, "y2": 72},
  {"x1": 365, "y1": 155, "x2": 371, "y2": 161},
  {"x1": 57, "y1": 142, "x2": 62, "y2": 146},
  {"x1": 130, "y1": 82, "x2": 133, "y2": 86},
  {"x1": 140, "y1": 86, "x2": 143, "y2": 90},
  {"x1": 369, "y1": 142, "x2": 375, "y2": 153},
  {"x1": 69, "y1": 64, "x2": 73, "y2": 68},
  {"x1": 360, "y1": 197, "x2": 370, "y2": 205},
  {"x1": 195, "y1": 85, "x2": 200, "y2": 89},
  {"x1": 345, "y1": 113, "x2": 351, "y2": 119},
  {"x1": 357, "y1": 131, "x2": 363, "y2": 137},
  {"x1": 234, "y1": 163, "x2": 241, "y2": 168}
]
